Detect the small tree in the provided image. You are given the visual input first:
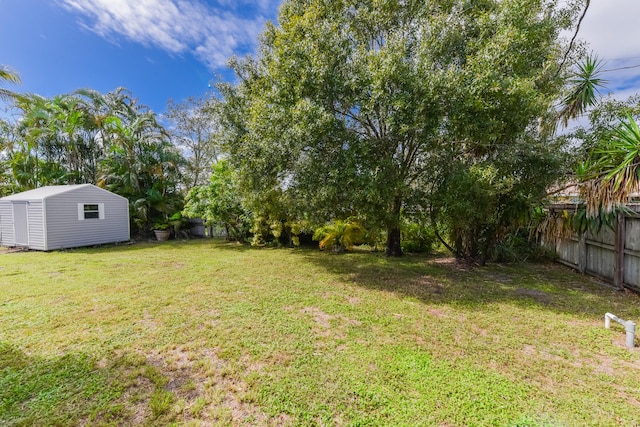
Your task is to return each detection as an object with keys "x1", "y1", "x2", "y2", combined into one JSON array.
[{"x1": 182, "y1": 160, "x2": 251, "y2": 241}]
